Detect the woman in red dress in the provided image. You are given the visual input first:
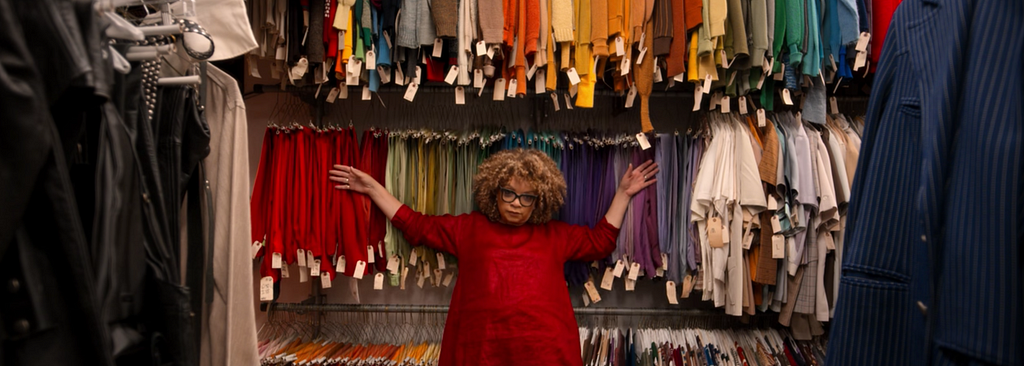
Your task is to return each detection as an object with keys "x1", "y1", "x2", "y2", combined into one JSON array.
[{"x1": 328, "y1": 148, "x2": 658, "y2": 366}]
